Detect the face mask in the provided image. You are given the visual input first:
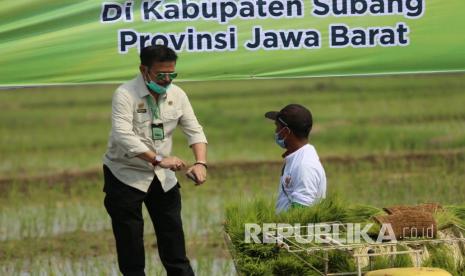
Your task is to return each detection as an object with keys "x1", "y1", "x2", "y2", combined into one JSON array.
[
  {"x1": 275, "y1": 127, "x2": 289, "y2": 149},
  {"x1": 146, "y1": 79, "x2": 170, "y2": 95},
  {"x1": 145, "y1": 72, "x2": 171, "y2": 95}
]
